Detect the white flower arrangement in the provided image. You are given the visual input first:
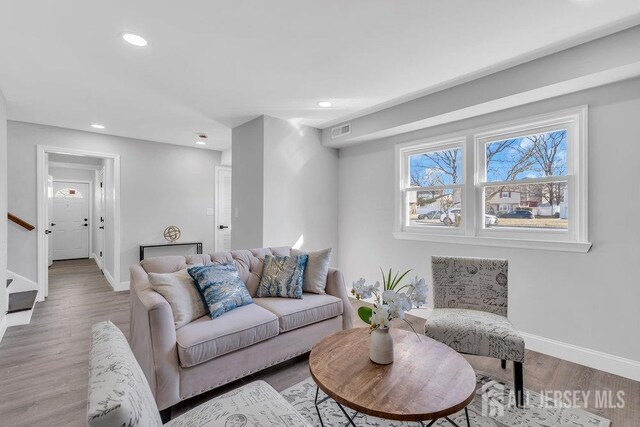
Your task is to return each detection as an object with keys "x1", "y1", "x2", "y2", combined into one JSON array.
[{"x1": 351, "y1": 269, "x2": 427, "y2": 331}]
